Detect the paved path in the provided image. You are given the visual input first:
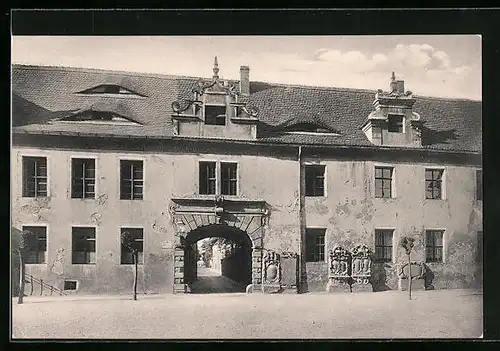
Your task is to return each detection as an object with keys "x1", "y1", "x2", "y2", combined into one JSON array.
[
  {"x1": 190, "y1": 267, "x2": 246, "y2": 294},
  {"x1": 12, "y1": 289, "x2": 482, "y2": 339}
]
